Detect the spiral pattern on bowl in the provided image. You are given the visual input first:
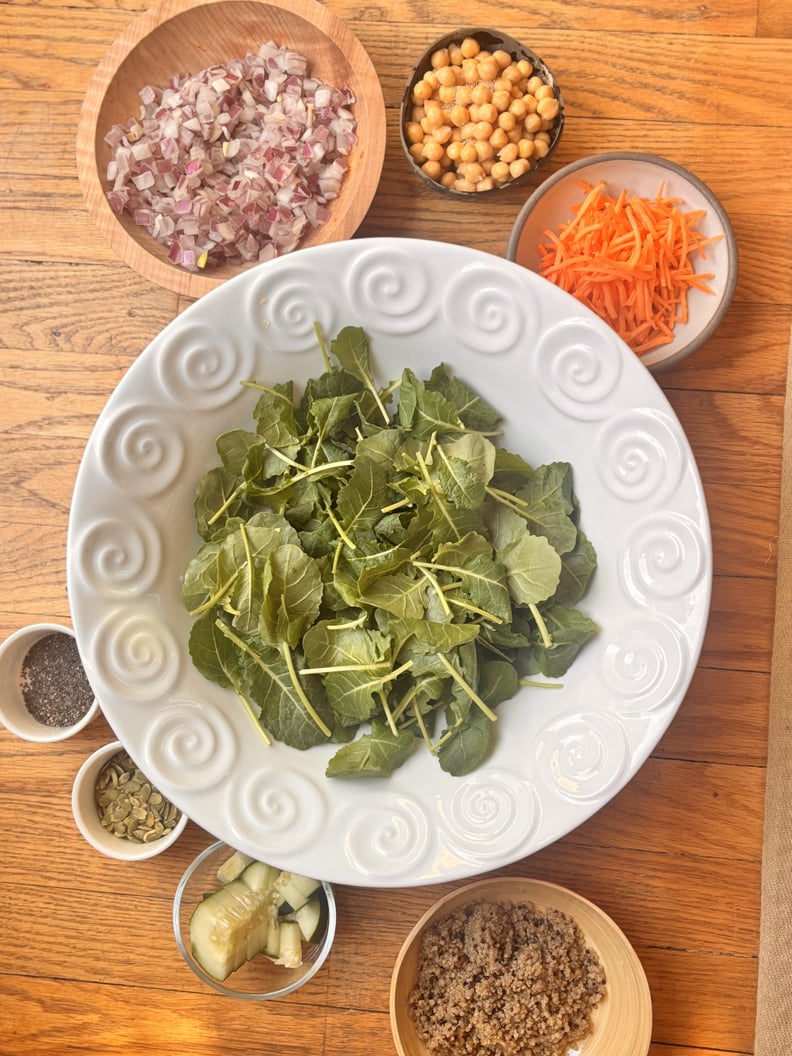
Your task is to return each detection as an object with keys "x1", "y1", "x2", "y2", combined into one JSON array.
[
  {"x1": 246, "y1": 264, "x2": 337, "y2": 351},
  {"x1": 228, "y1": 770, "x2": 326, "y2": 853},
  {"x1": 144, "y1": 700, "x2": 237, "y2": 791},
  {"x1": 621, "y1": 512, "x2": 708, "y2": 604},
  {"x1": 443, "y1": 265, "x2": 535, "y2": 356},
  {"x1": 73, "y1": 512, "x2": 161, "y2": 598},
  {"x1": 346, "y1": 247, "x2": 435, "y2": 333},
  {"x1": 536, "y1": 711, "x2": 630, "y2": 802},
  {"x1": 597, "y1": 409, "x2": 684, "y2": 505},
  {"x1": 602, "y1": 617, "x2": 687, "y2": 714},
  {"x1": 98, "y1": 405, "x2": 185, "y2": 499},
  {"x1": 441, "y1": 770, "x2": 539, "y2": 862},
  {"x1": 533, "y1": 318, "x2": 623, "y2": 420},
  {"x1": 156, "y1": 322, "x2": 255, "y2": 410},
  {"x1": 91, "y1": 609, "x2": 180, "y2": 700},
  {"x1": 342, "y1": 792, "x2": 432, "y2": 879}
]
